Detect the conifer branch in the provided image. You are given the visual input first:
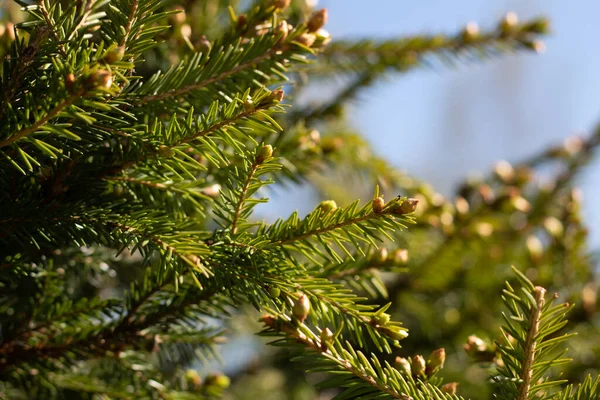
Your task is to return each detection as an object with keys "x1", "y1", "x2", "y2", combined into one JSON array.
[
  {"x1": 231, "y1": 162, "x2": 260, "y2": 235},
  {"x1": 517, "y1": 286, "x2": 545, "y2": 400},
  {"x1": 37, "y1": 0, "x2": 68, "y2": 58},
  {"x1": 138, "y1": 48, "x2": 281, "y2": 105},
  {"x1": 0, "y1": 94, "x2": 77, "y2": 148},
  {"x1": 120, "y1": 0, "x2": 139, "y2": 46}
]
